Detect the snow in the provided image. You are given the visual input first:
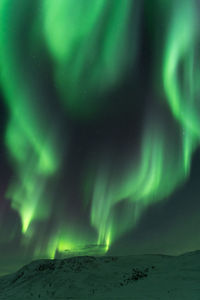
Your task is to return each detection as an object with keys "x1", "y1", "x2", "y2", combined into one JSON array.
[{"x1": 0, "y1": 251, "x2": 200, "y2": 299}]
